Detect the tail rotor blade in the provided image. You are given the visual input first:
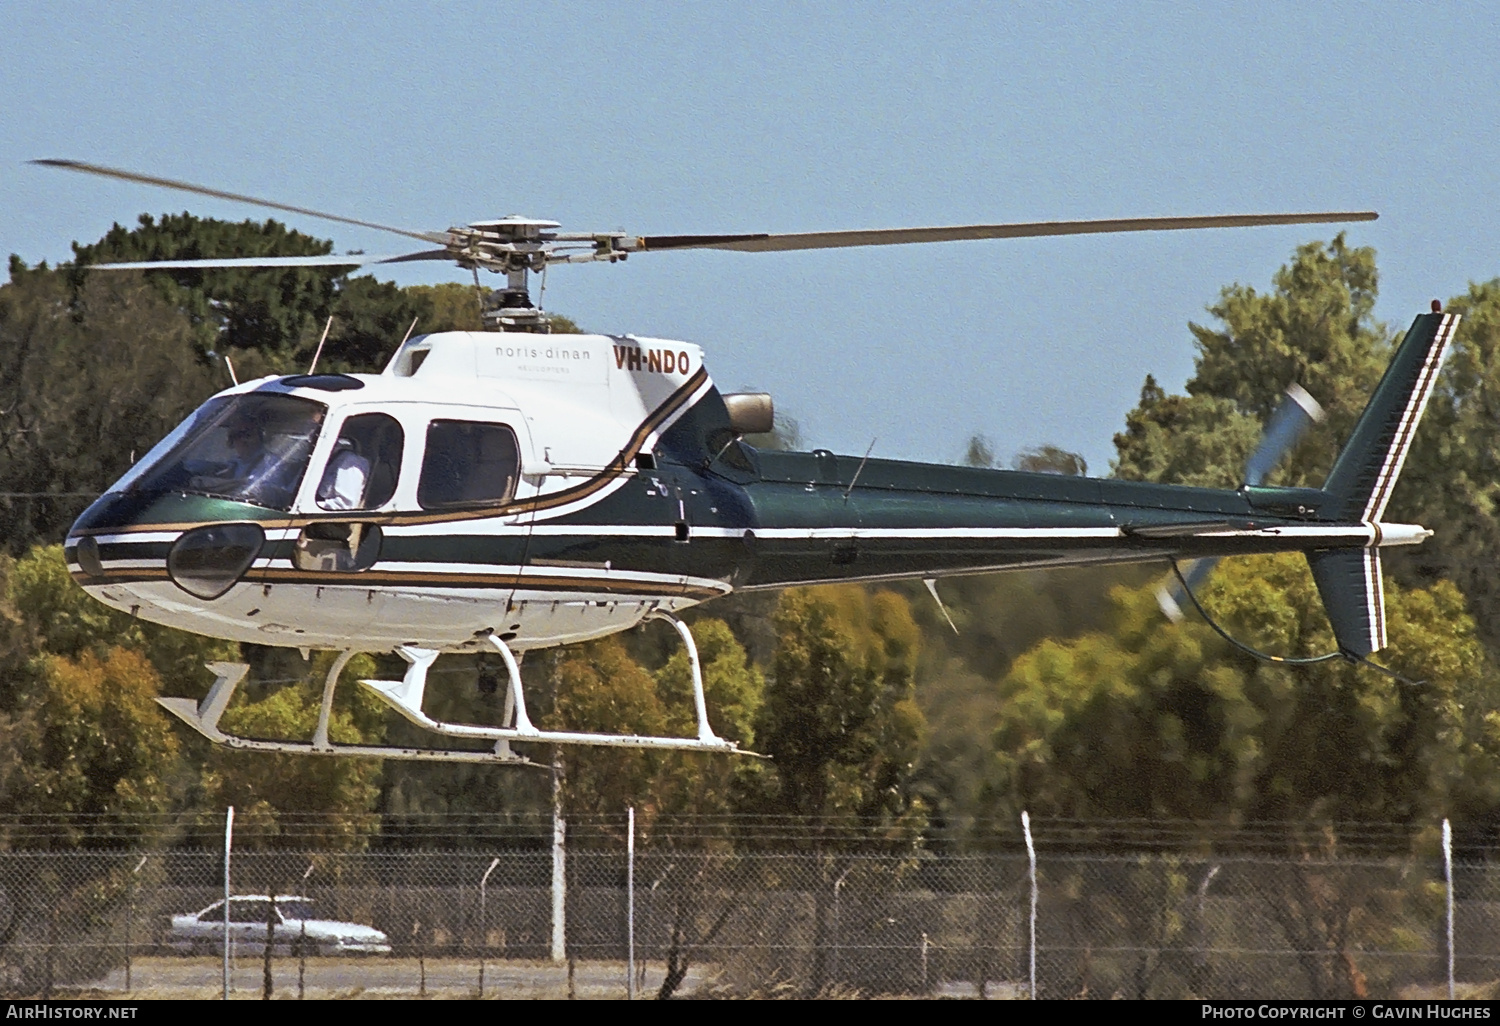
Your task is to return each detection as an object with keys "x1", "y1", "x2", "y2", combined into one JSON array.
[
  {"x1": 1161, "y1": 383, "x2": 1324, "y2": 622},
  {"x1": 1243, "y1": 384, "x2": 1325, "y2": 487},
  {"x1": 1157, "y1": 557, "x2": 1220, "y2": 622}
]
